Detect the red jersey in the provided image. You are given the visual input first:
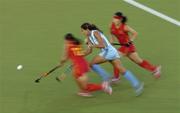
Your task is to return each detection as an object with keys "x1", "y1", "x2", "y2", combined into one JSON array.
[
  {"x1": 66, "y1": 43, "x2": 89, "y2": 77},
  {"x1": 66, "y1": 44, "x2": 85, "y2": 63},
  {"x1": 111, "y1": 23, "x2": 130, "y2": 44}
]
